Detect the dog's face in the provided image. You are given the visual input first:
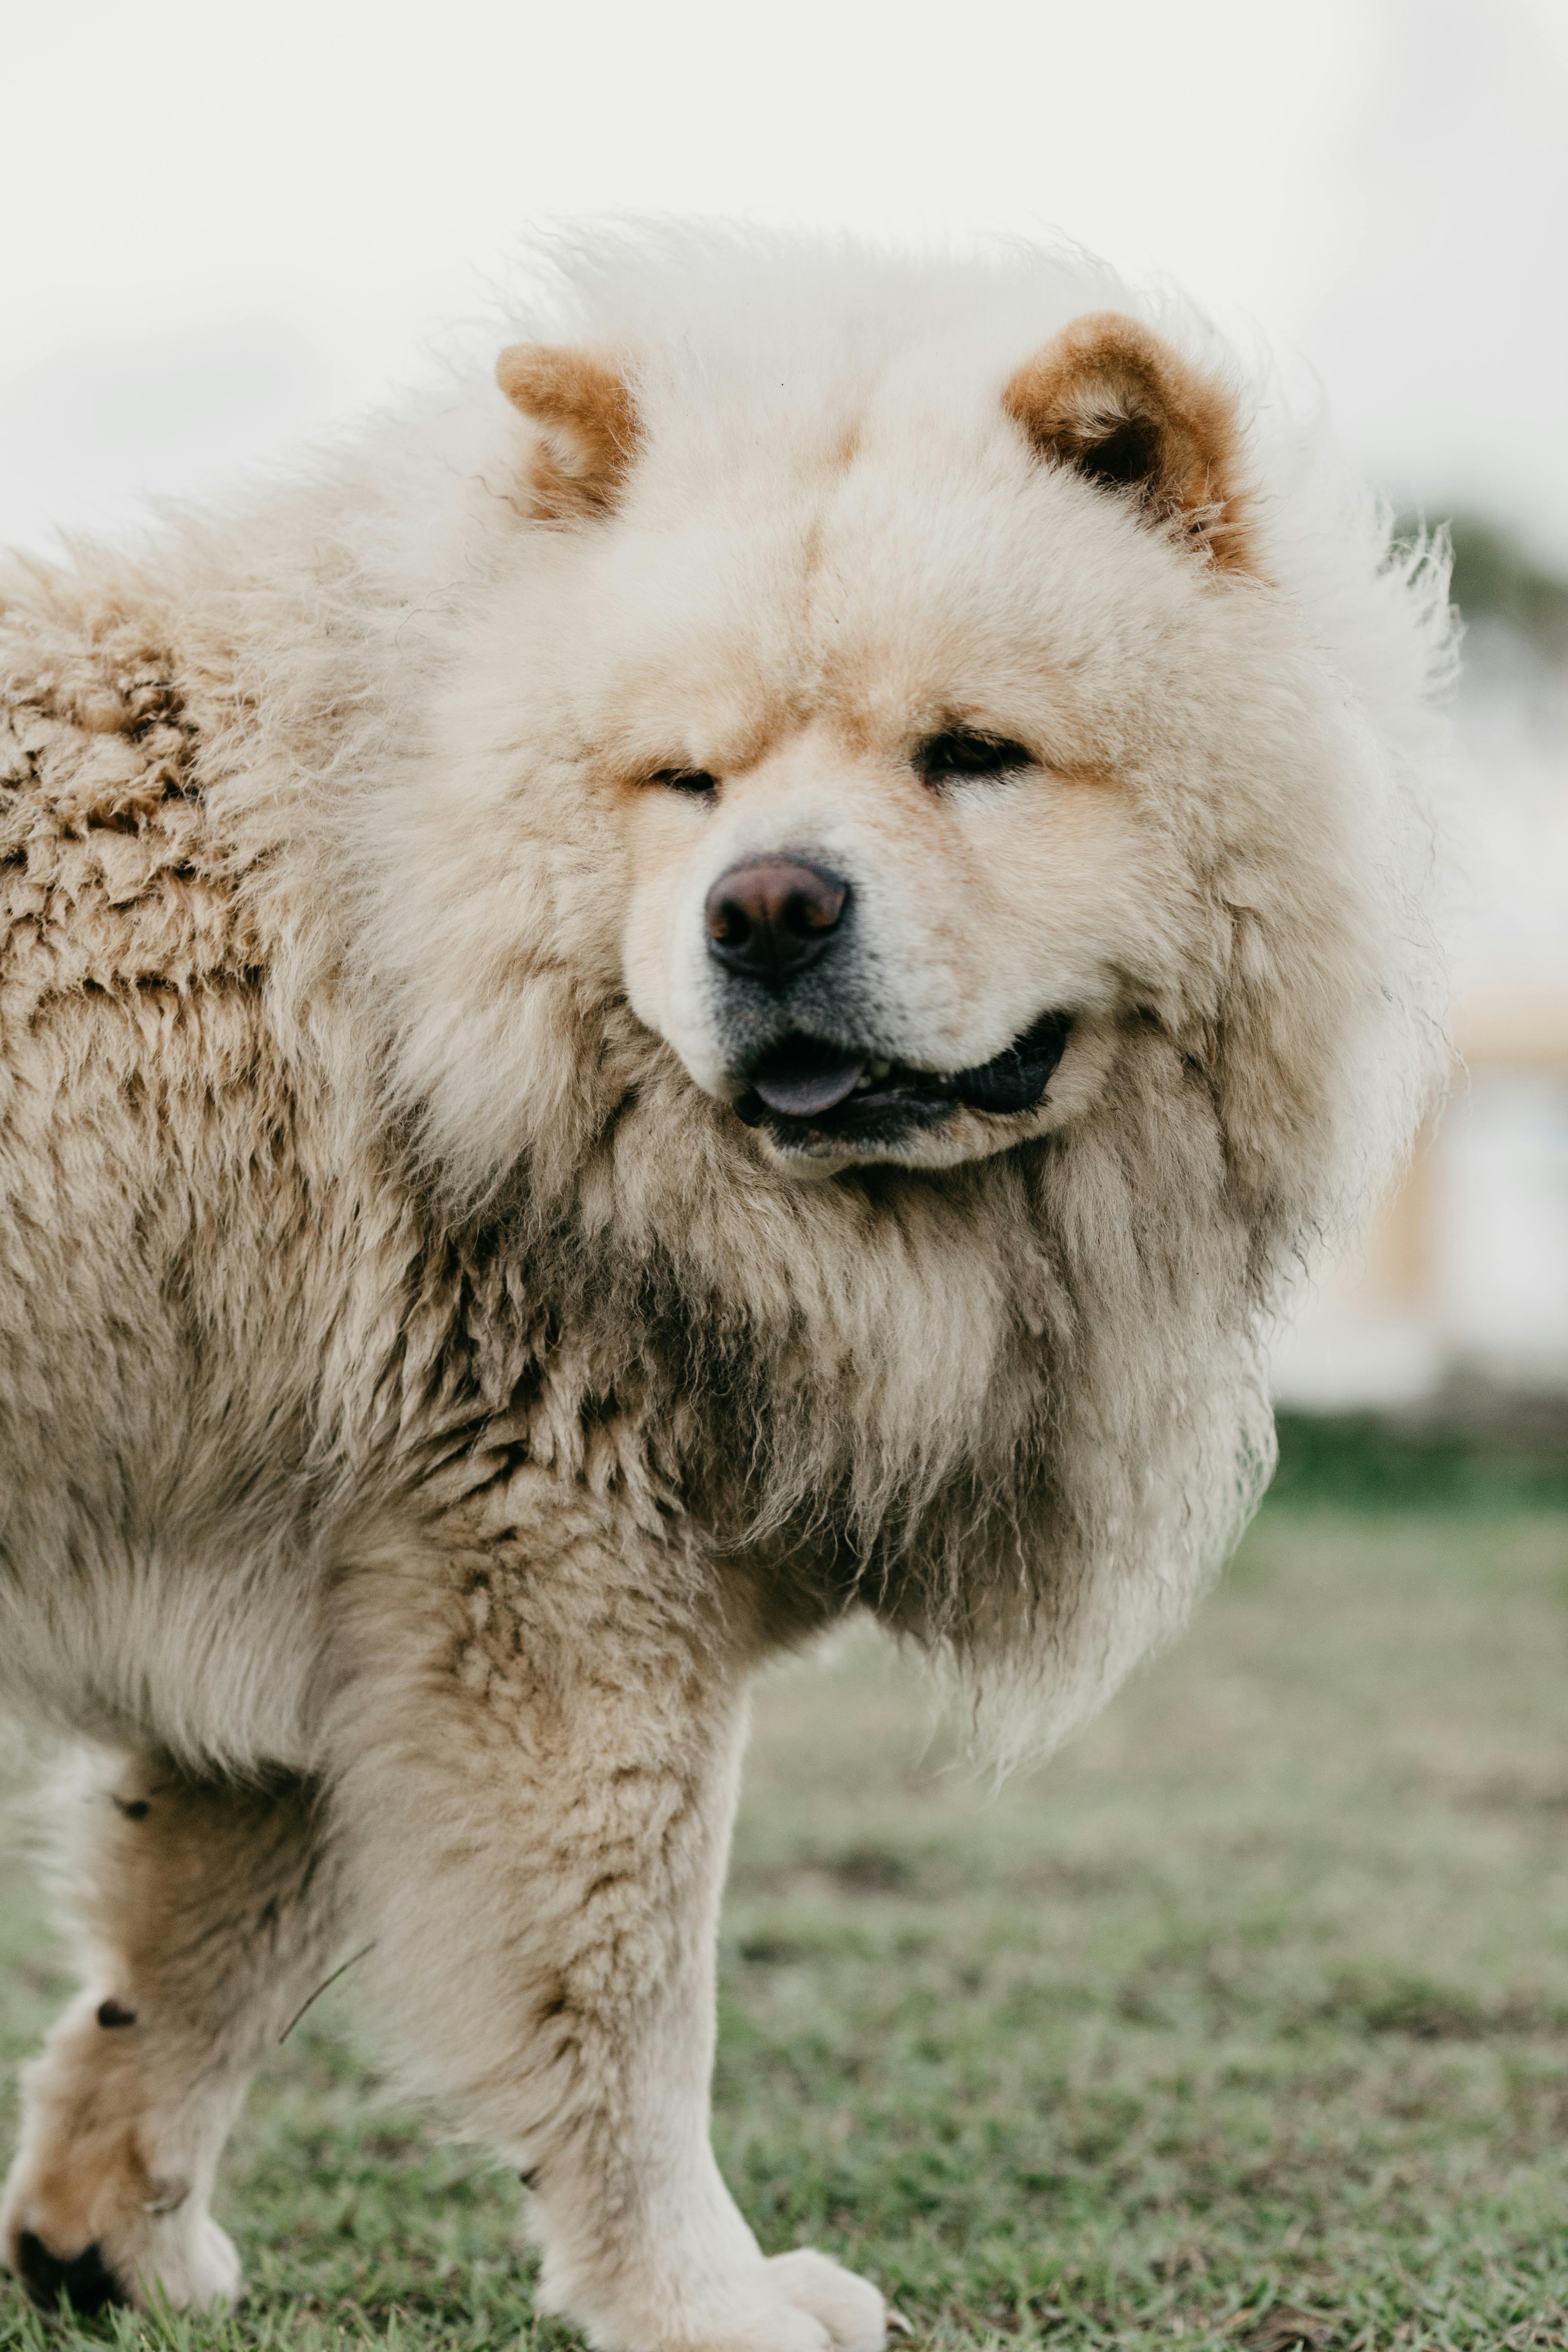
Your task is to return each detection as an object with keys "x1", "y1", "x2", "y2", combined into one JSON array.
[{"x1": 493, "y1": 316, "x2": 1256, "y2": 1176}]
